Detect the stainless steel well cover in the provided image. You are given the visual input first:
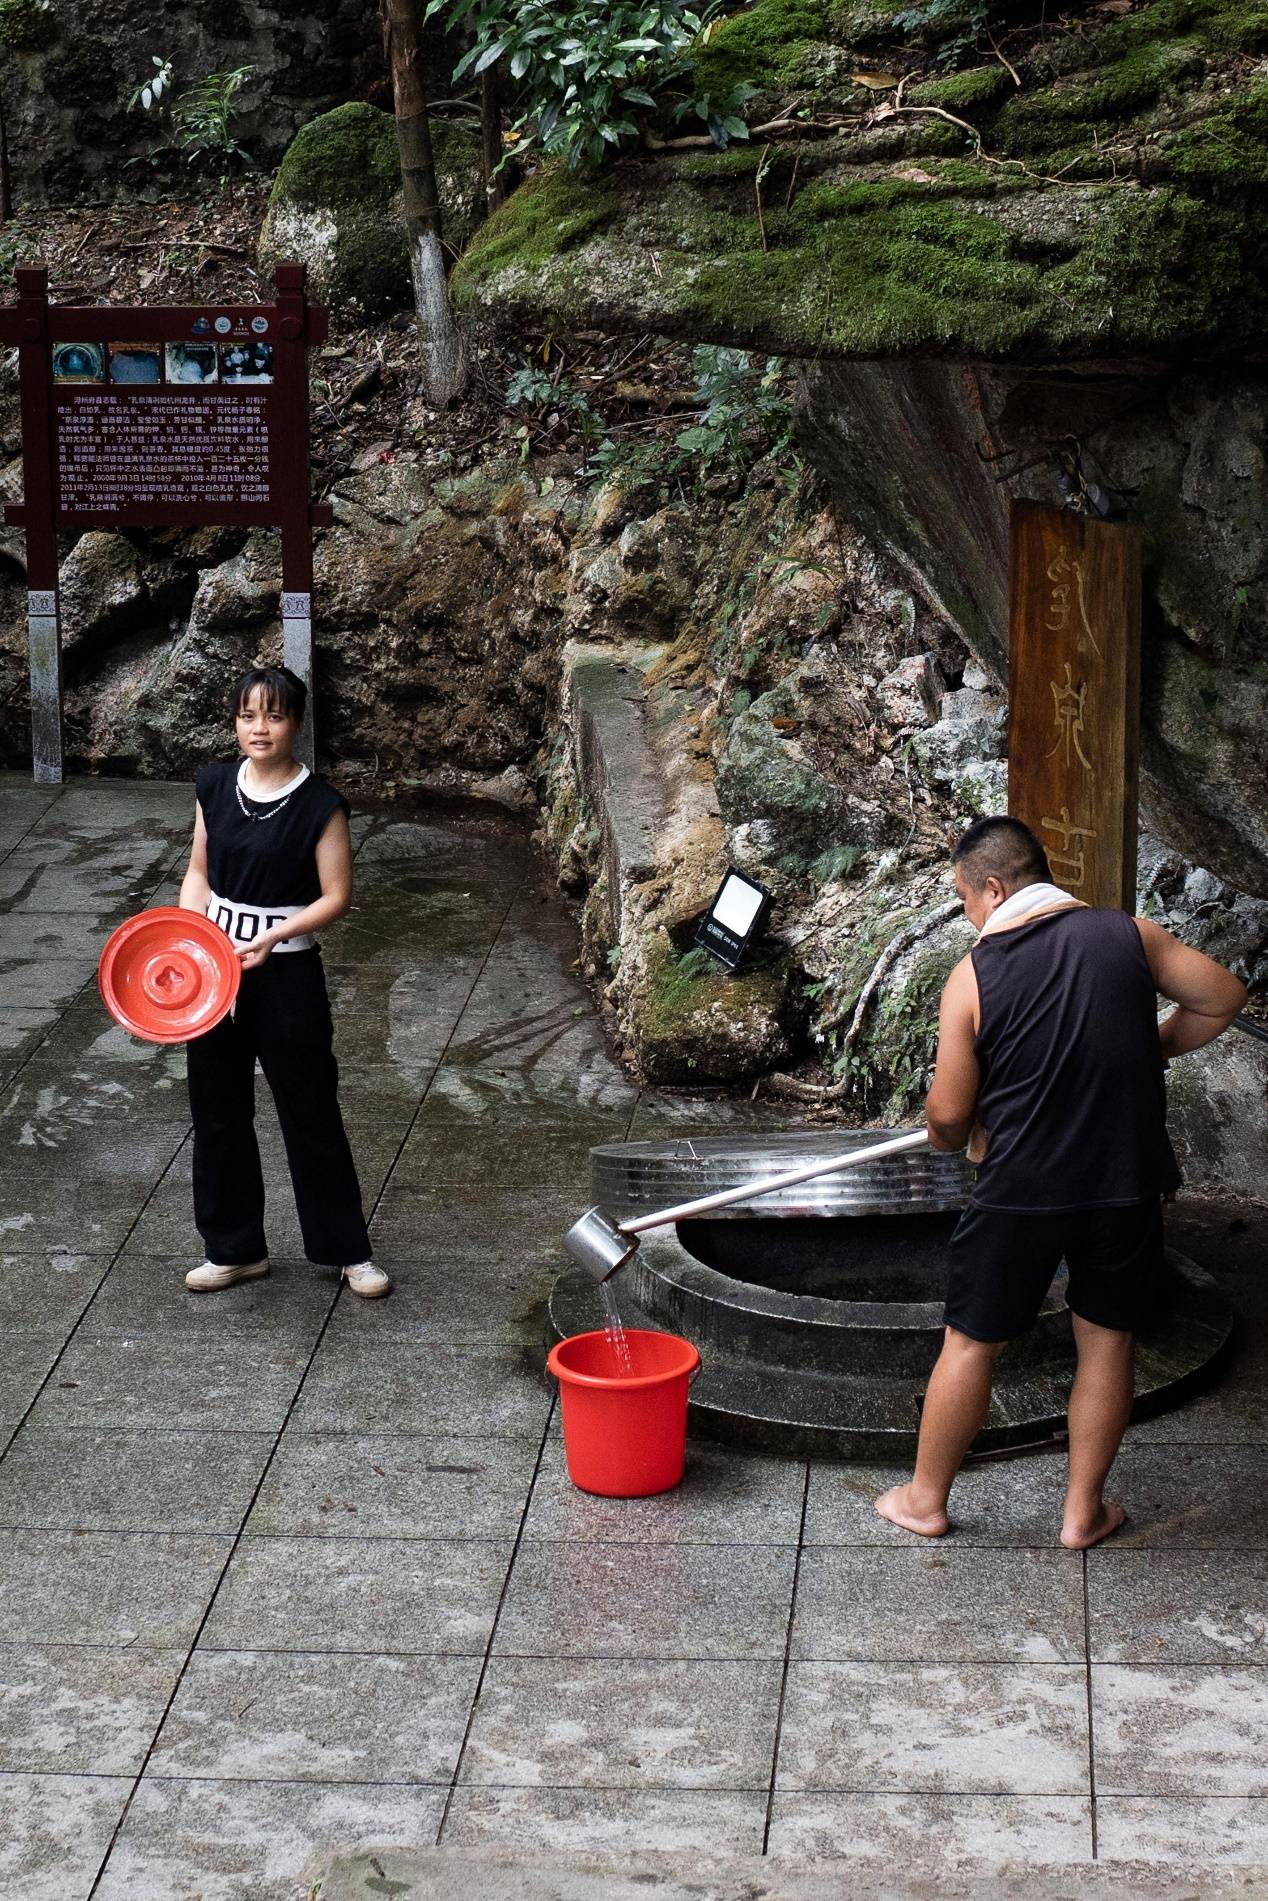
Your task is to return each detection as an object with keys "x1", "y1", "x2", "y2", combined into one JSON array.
[{"x1": 590, "y1": 1130, "x2": 972, "y2": 1219}]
